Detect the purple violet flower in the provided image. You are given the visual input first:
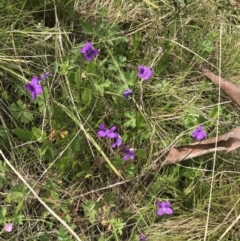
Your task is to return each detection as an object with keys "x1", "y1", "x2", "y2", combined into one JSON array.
[
  {"x1": 138, "y1": 66, "x2": 152, "y2": 80},
  {"x1": 112, "y1": 135, "x2": 123, "y2": 148},
  {"x1": 123, "y1": 89, "x2": 133, "y2": 99},
  {"x1": 25, "y1": 76, "x2": 43, "y2": 100},
  {"x1": 121, "y1": 147, "x2": 135, "y2": 161},
  {"x1": 191, "y1": 126, "x2": 207, "y2": 141},
  {"x1": 157, "y1": 201, "x2": 173, "y2": 216},
  {"x1": 80, "y1": 42, "x2": 99, "y2": 62},
  {"x1": 139, "y1": 233, "x2": 148, "y2": 241},
  {"x1": 5, "y1": 223, "x2": 13, "y2": 232},
  {"x1": 40, "y1": 72, "x2": 50, "y2": 81},
  {"x1": 97, "y1": 123, "x2": 118, "y2": 139}
]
